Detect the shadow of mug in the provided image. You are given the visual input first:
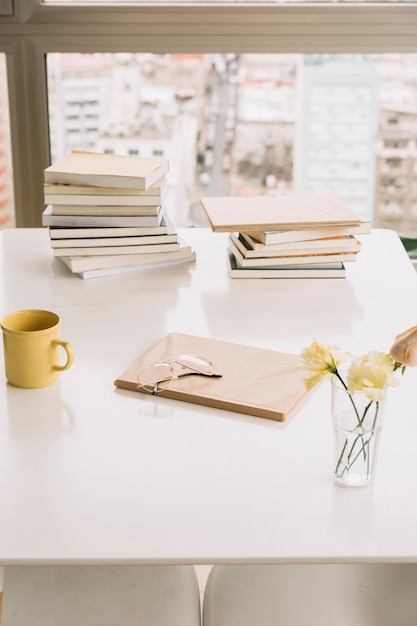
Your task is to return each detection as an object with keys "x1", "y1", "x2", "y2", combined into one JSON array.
[{"x1": 6, "y1": 382, "x2": 76, "y2": 440}]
